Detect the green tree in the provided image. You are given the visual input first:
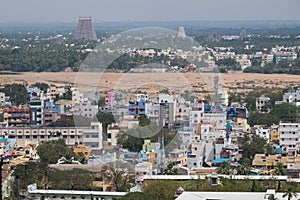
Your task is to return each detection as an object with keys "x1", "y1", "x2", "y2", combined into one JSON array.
[
  {"x1": 138, "y1": 115, "x2": 151, "y2": 127},
  {"x1": 271, "y1": 103, "x2": 300, "y2": 123},
  {"x1": 63, "y1": 87, "x2": 72, "y2": 100},
  {"x1": 97, "y1": 111, "x2": 116, "y2": 138},
  {"x1": 283, "y1": 187, "x2": 298, "y2": 200},
  {"x1": 238, "y1": 134, "x2": 274, "y2": 164},
  {"x1": 248, "y1": 112, "x2": 279, "y2": 126},
  {"x1": 273, "y1": 163, "x2": 287, "y2": 176},
  {"x1": 36, "y1": 138, "x2": 76, "y2": 164},
  {"x1": 98, "y1": 96, "x2": 106, "y2": 107},
  {"x1": 116, "y1": 131, "x2": 144, "y2": 152},
  {"x1": 0, "y1": 84, "x2": 28, "y2": 105},
  {"x1": 217, "y1": 161, "x2": 232, "y2": 175},
  {"x1": 30, "y1": 82, "x2": 49, "y2": 93},
  {"x1": 164, "y1": 163, "x2": 181, "y2": 175}
]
